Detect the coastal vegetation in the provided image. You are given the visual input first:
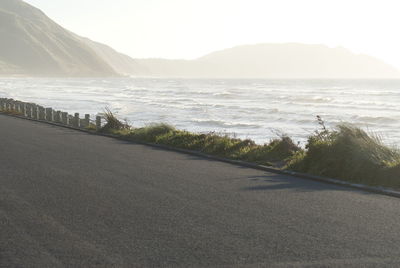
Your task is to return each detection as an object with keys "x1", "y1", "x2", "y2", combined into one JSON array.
[
  {"x1": 102, "y1": 111, "x2": 400, "y2": 190},
  {"x1": 101, "y1": 111, "x2": 300, "y2": 166},
  {"x1": 287, "y1": 117, "x2": 400, "y2": 189}
]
